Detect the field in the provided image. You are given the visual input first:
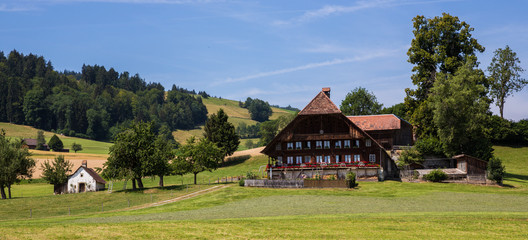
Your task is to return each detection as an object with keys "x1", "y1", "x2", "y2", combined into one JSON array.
[{"x1": 1, "y1": 145, "x2": 527, "y2": 239}]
